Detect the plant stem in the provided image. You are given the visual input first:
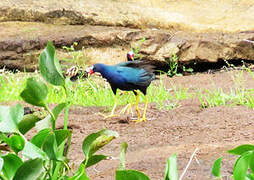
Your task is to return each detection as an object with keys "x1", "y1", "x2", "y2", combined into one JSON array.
[
  {"x1": 0, "y1": 173, "x2": 8, "y2": 180},
  {"x1": 45, "y1": 105, "x2": 56, "y2": 130},
  {"x1": 52, "y1": 162, "x2": 61, "y2": 180},
  {"x1": 179, "y1": 148, "x2": 199, "y2": 180},
  {"x1": 53, "y1": 85, "x2": 70, "y2": 179},
  {"x1": 63, "y1": 104, "x2": 70, "y2": 130}
]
